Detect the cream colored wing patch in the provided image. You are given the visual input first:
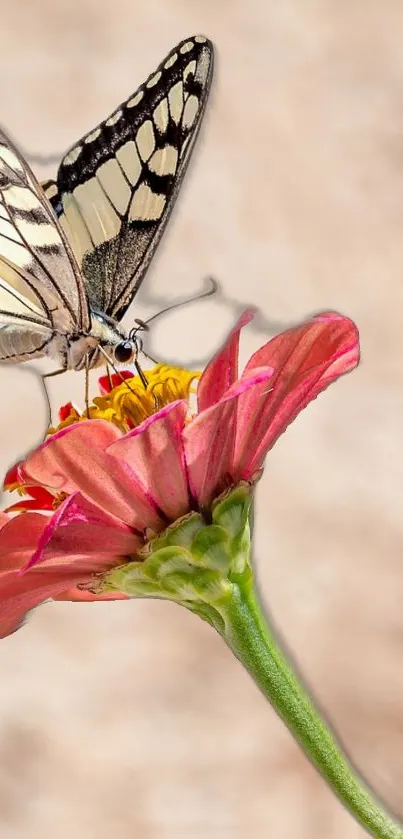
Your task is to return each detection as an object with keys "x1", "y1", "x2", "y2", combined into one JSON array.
[
  {"x1": 0, "y1": 256, "x2": 49, "y2": 320},
  {"x1": 0, "y1": 128, "x2": 90, "y2": 333},
  {"x1": 0, "y1": 254, "x2": 54, "y2": 362},
  {"x1": 45, "y1": 34, "x2": 213, "y2": 321}
]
